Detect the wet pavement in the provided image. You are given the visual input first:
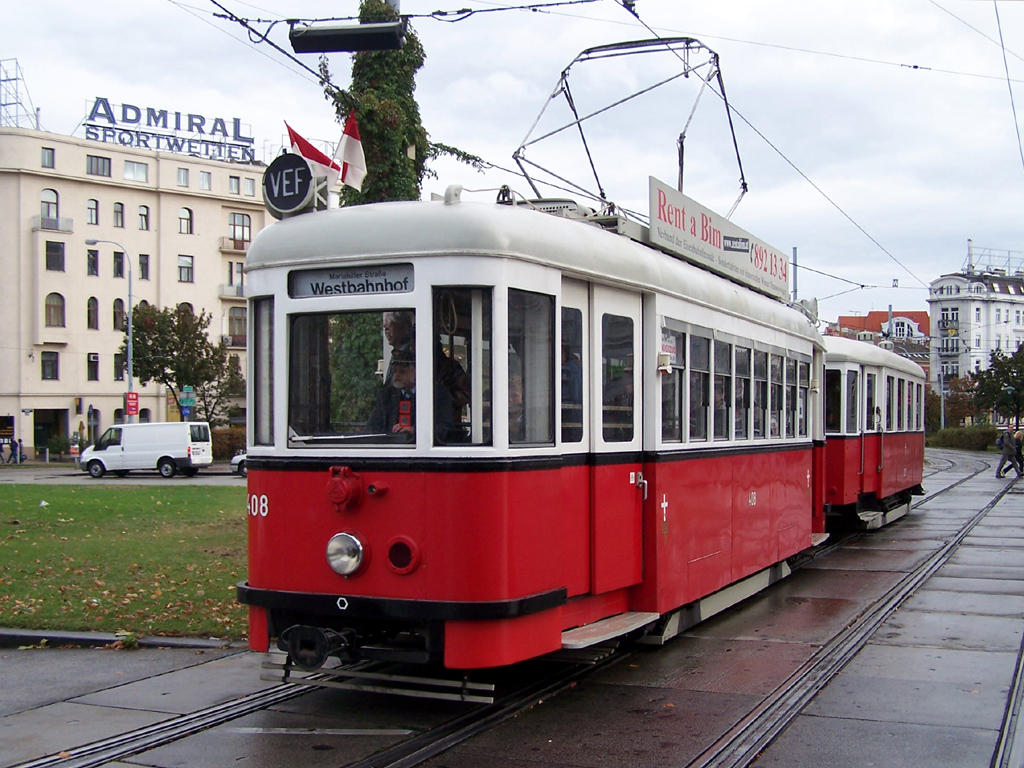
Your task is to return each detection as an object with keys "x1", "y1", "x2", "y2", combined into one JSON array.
[{"x1": 2, "y1": 451, "x2": 1022, "y2": 768}]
